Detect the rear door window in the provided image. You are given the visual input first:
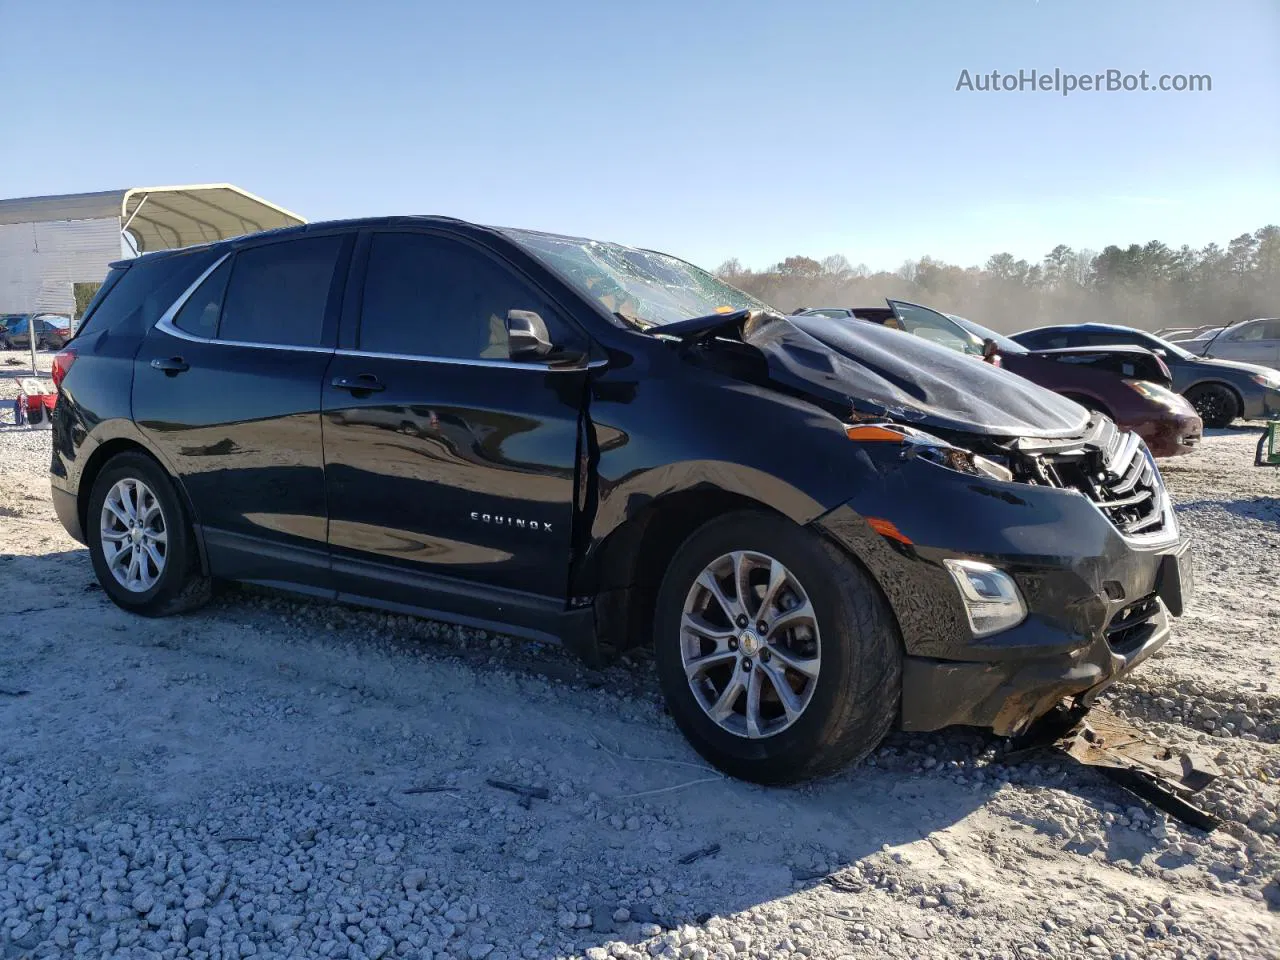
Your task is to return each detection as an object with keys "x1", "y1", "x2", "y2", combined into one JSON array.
[
  {"x1": 172, "y1": 259, "x2": 232, "y2": 339},
  {"x1": 219, "y1": 236, "x2": 344, "y2": 347}
]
